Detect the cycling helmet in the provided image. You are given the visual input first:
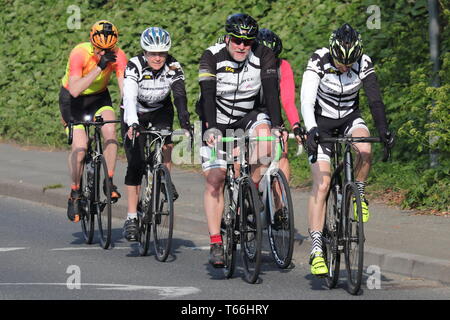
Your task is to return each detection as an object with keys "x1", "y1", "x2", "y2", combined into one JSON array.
[
  {"x1": 140, "y1": 27, "x2": 171, "y2": 52},
  {"x1": 225, "y1": 13, "x2": 258, "y2": 39},
  {"x1": 257, "y1": 28, "x2": 283, "y2": 57},
  {"x1": 329, "y1": 23, "x2": 363, "y2": 65},
  {"x1": 90, "y1": 20, "x2": 118, "y2": 50}
]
